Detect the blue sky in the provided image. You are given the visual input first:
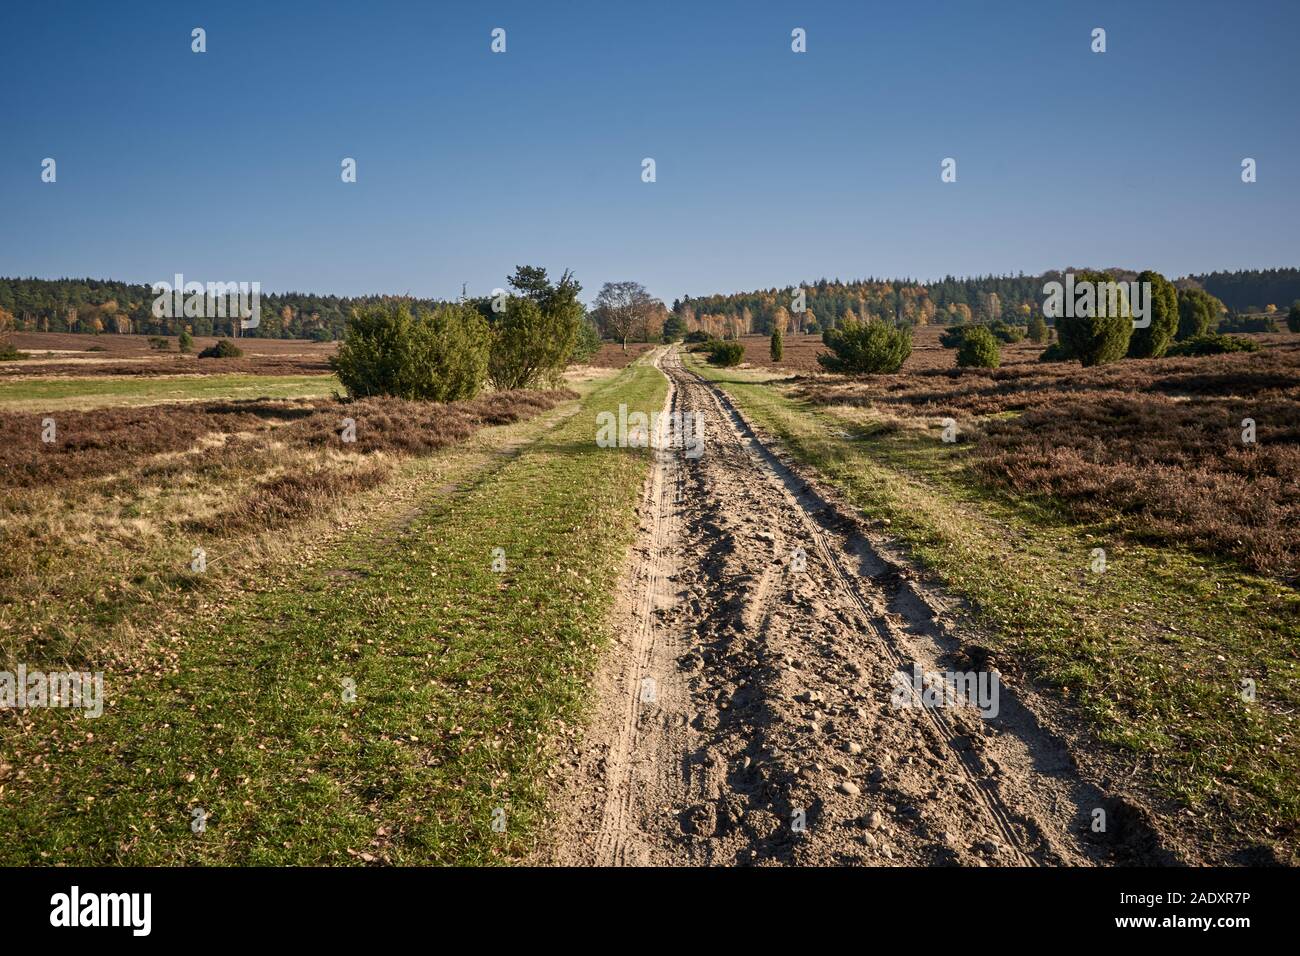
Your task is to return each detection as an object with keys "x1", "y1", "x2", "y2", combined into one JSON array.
[{"x1": 1, "y1": 0, "x2": 1296, "y2": 305}]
